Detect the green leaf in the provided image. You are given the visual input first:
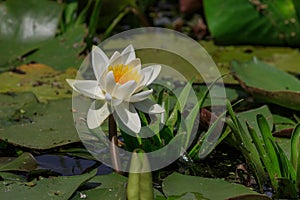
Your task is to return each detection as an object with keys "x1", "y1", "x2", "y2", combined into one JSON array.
[
  {"x1": 257, "y1": 114, "x2": 281, "y2": 177},
  {"x1": 0, "y1": 65, "x2": 76, "y2": 102},
  {"x1": 290, "y1": 123, "x2": 300, "y2": 189},
  {"x1": 26, "y1": 25, "x2": 86, "y2": 70},
  {"x1": 0, "y1": 98, "x2": 80, "y2": 150},
  {"x1": 232, "y1": 59, "x2": 300, "y2": 110},
  {"x1": 162, "y1": 172, "x2": 267, "y2": 200},
  {"x1": 0, "y1": 153, "x2": 37, "y2": 172},
  {"x1": 204, "y1": 0, "x2": 300, "y2": 46},
  {"x1": 0, "y1": 0, "x2": 62, "y2": 67},
  {"x1": 0, "y1": 169, "x2": 97, "y2": 200}
]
